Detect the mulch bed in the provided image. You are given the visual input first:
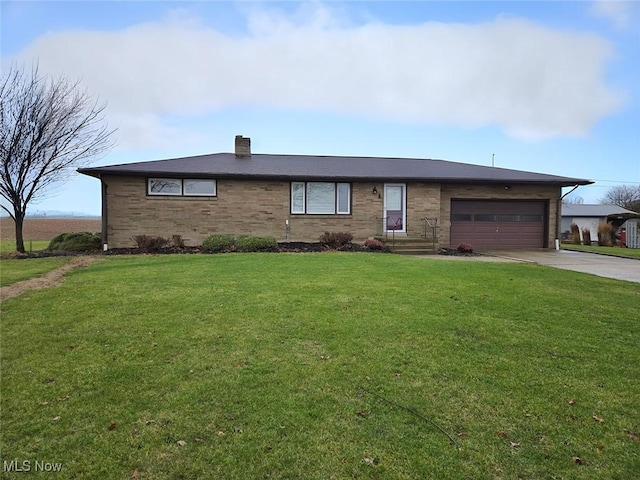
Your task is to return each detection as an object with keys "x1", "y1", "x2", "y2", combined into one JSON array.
[
  {"x1": 4, "y1": 244, "x2": 484, "y2": 258},
  {"x1": 103, "y1": 242, "x2": 376, "y2": 255},
  {"x1": 4, "y1": 242, "x2": 385, "y2": 258},
  {"x1": 437, "y1": 247, "x2": 481, "y2": 257}
]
